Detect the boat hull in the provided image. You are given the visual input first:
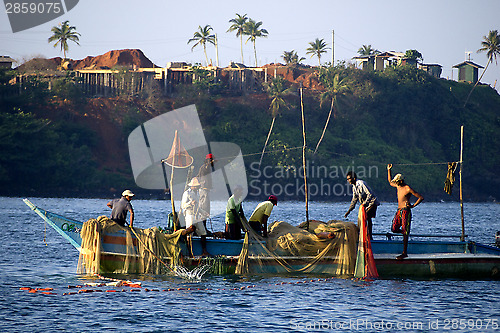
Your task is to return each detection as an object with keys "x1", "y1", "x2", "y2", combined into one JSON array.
[{"x1": 23, "y1": 199, "x2": 500, "y2": 279}]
